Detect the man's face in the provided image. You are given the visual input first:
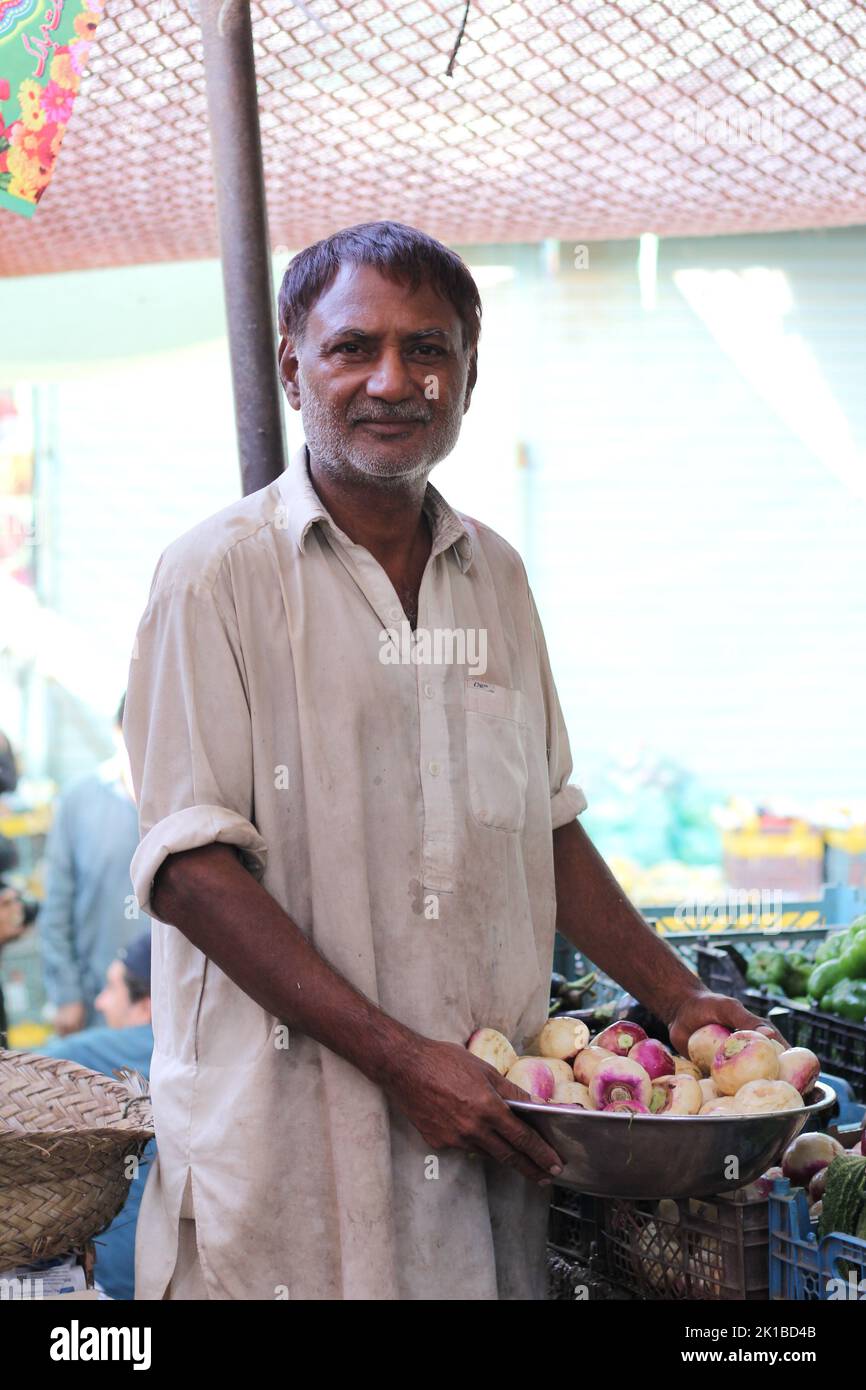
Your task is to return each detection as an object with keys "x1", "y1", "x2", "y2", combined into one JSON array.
[
  {"x1": 95, "y1": 960, "x2": 139, "y2": 1029},
  {"x1": 279, "y1": 263, "x2": 476, "y2": 486}
]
